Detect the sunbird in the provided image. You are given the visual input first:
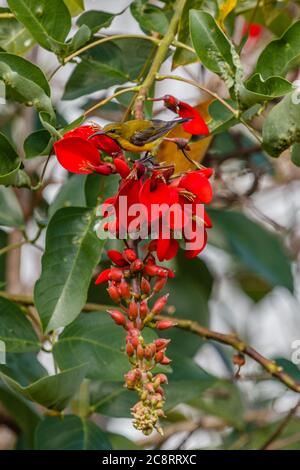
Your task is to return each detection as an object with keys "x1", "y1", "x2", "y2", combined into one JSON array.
[{"x1": 90, "y1": 118, "x2": 191, "y2": 154}]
